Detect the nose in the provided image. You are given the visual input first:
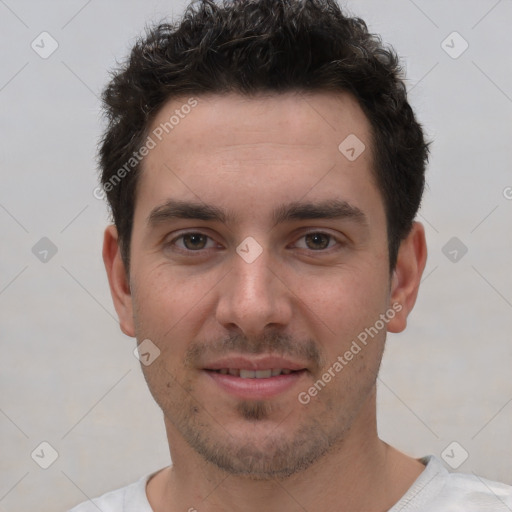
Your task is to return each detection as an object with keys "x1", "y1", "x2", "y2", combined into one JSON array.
[{"x1": 215, "y1": 246, "x2": 293, "y2": 339}]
